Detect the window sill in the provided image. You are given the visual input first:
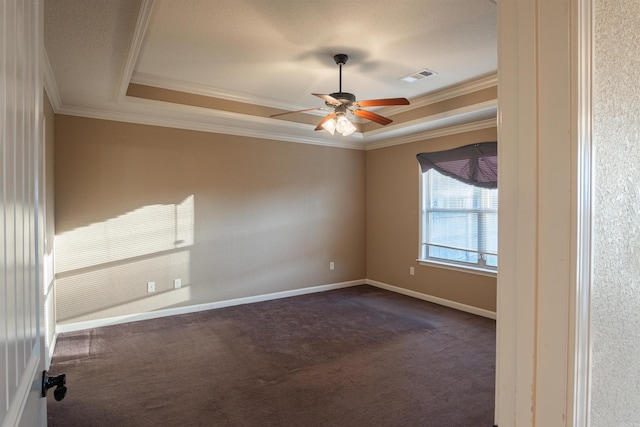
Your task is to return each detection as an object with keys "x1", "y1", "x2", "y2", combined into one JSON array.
[{"x1": 417, "y1": 259, "x2": 497, "y2": 278}]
